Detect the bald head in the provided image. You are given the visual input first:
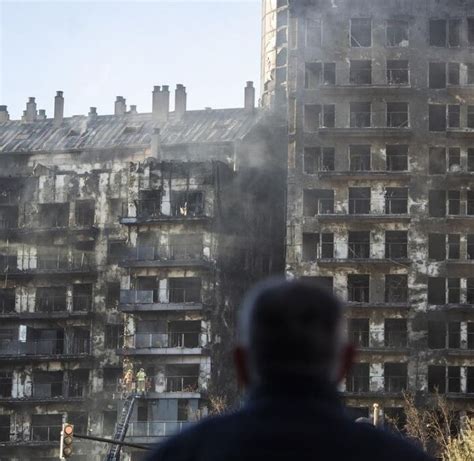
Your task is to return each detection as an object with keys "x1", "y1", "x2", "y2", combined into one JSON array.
[{"x1": 236, "y1": 278, "x2": 347, "y2": 386}]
